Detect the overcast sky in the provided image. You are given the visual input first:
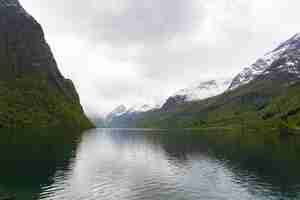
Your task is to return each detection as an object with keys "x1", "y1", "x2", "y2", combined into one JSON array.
[{"x1": 20, "y1": 0, "x2": 300, "y2": 116}]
